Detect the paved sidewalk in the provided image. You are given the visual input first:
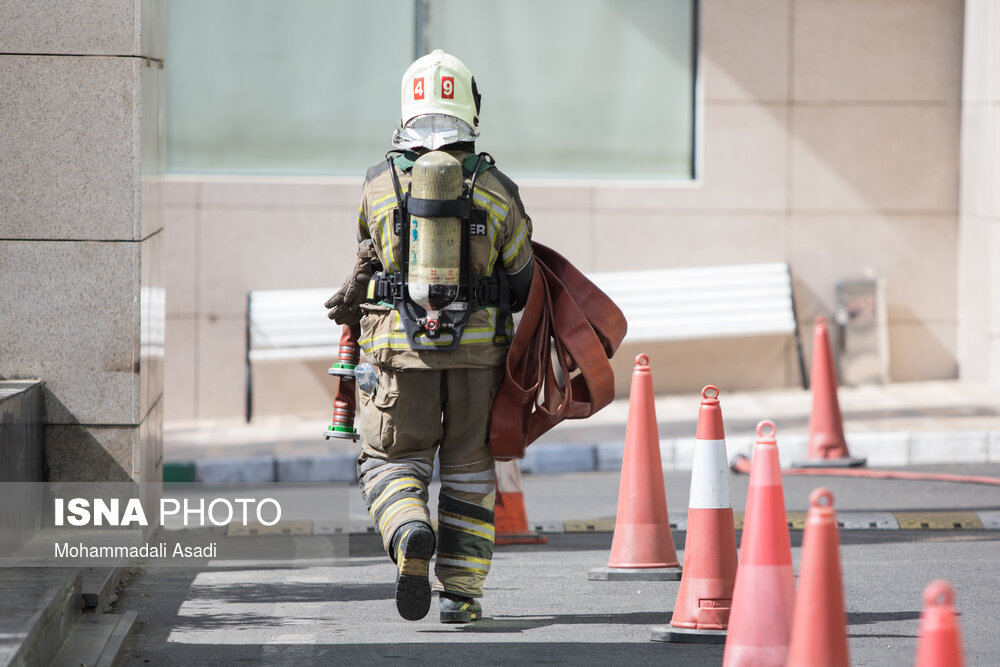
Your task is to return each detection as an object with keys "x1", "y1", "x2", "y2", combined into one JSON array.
[
  {"x1": 115, "y1": 383, "x2": 1000, "y2": 665},
  {"x1": 113, "y1": 468, "x2": 1000, "y2": 666},
  {"x1": 163, "y1": 380, "x2": 1000, "y2": 483}
]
